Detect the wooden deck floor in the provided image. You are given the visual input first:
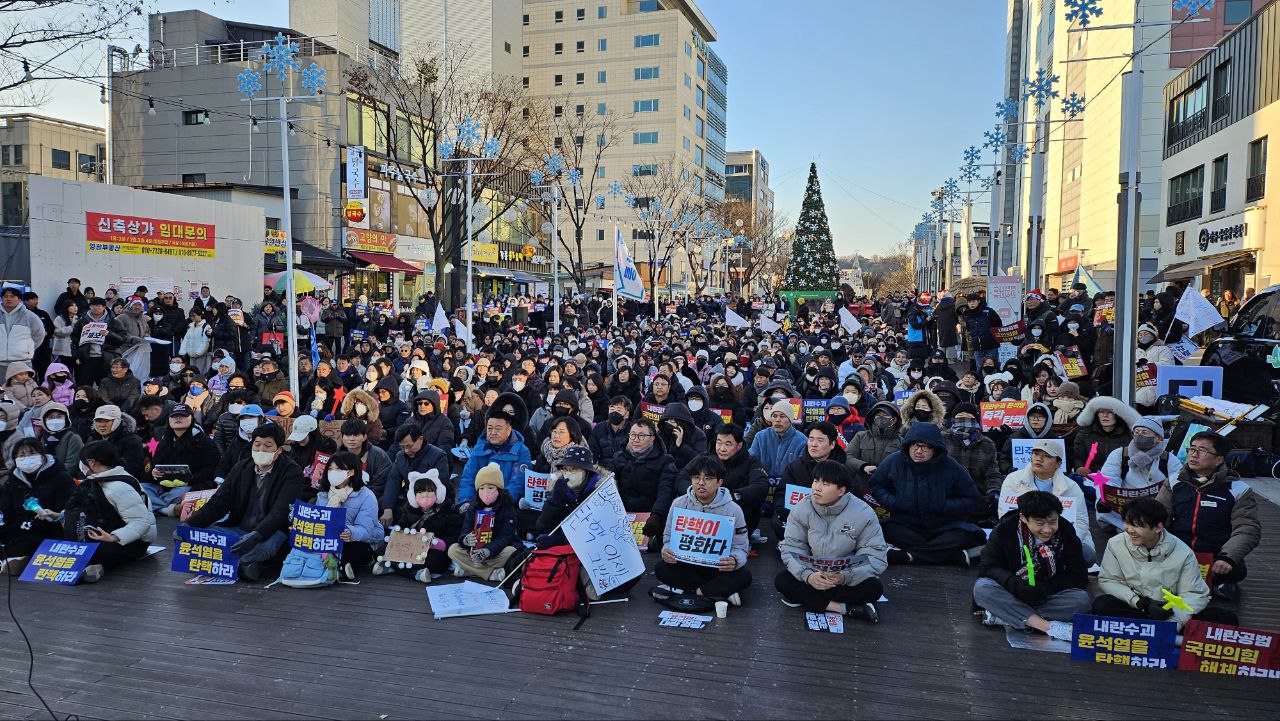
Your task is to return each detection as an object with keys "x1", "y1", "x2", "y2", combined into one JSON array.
[{"x1": 2, "y1": 494, "x2": 1279, "y2": 720}]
